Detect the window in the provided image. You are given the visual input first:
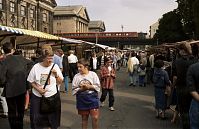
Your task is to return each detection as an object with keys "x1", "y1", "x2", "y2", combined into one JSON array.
[
  {"x1": 57, "y1": 22, "x2": 61, "y2": 26},
  {"x1": 0, "y1": 0, "x2": 3, "y2": 10},
  {"x1": 30, "y1": 8, "x2": 34, "y2": 18},
  {"x1": 20, "y1": 5, "x2": 26, "y2": 16},
  {"x1": 31, "y1": 19, "x2": 35, "y2": 30},
  {"x1": 10, "y1": 1, "x2": 15, "y2": 13},
  {"x1": 44, "y1": 27, "x2": 47, "y2": 32},
  {"x1": 11, "y1": 14, "x2": 15, "y2": 22},
  {"x1": 21, "y1": 17, "x2": 25, "y2": 26},
  {"x1": 42, "y1": 13, "x2": 47, "y2": 22}
]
